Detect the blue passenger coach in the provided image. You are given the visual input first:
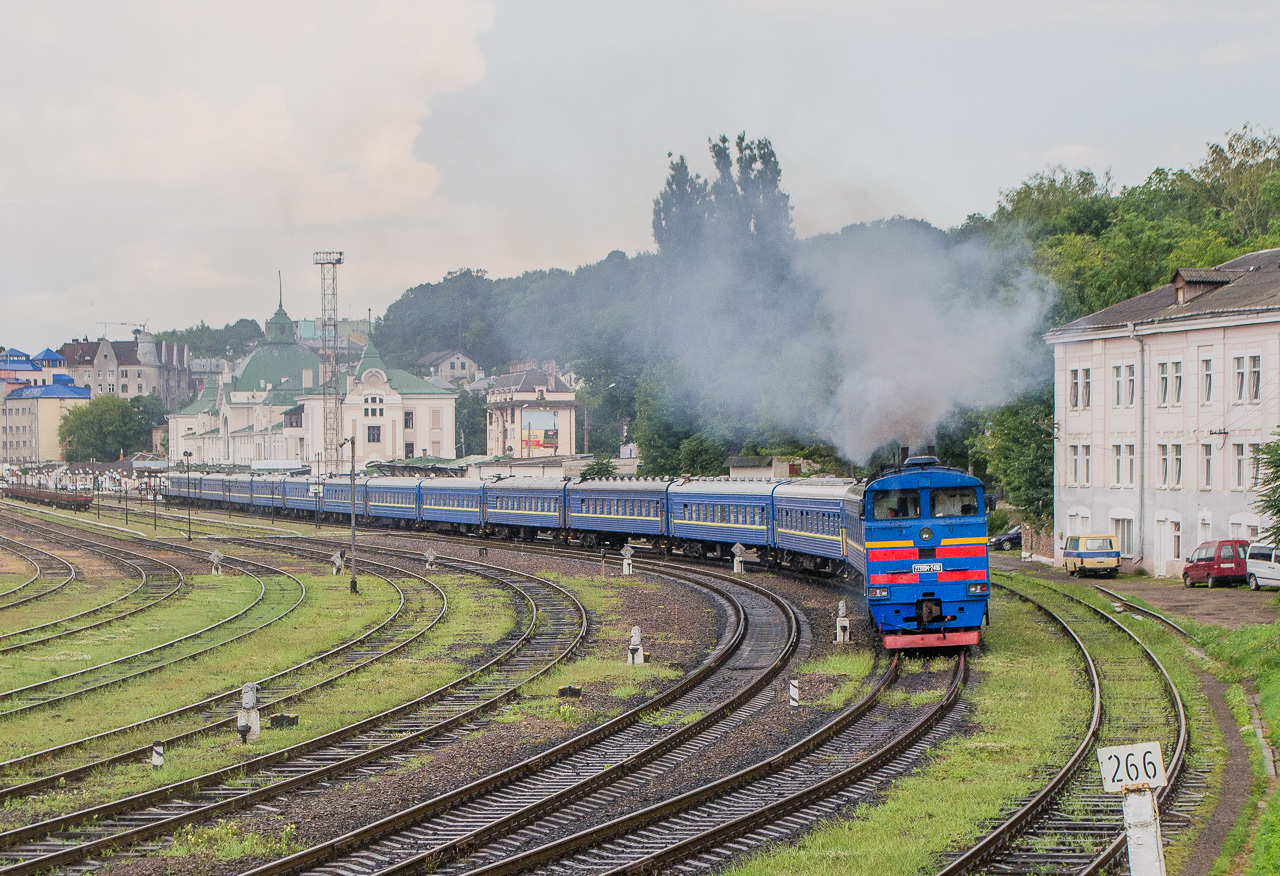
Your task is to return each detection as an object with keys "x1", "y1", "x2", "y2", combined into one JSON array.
[
  {"x1": 858, "y1": 457, "x2": 989, "y2": 649},
  {"x1": 772, "y1": 480, "x2": 862, "y2": 574},
  {"x1": 417, "y1": 478, "x2": 485, "y2": 533},
  {"x1": 666, "y1": 480, "x2": 775, "y2": 559},
  {"x1": 485, "y1": 478, "x2": 566, "y2": 540},
  {"x1": 566, "y1": 479, "x2": 669, "y2": 548}
]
